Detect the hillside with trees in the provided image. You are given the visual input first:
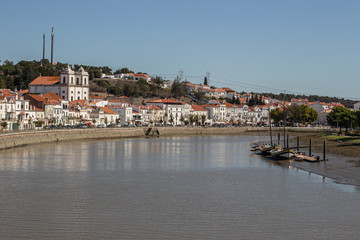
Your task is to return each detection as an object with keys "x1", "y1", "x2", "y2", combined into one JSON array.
[
  {"x1": 262, "y1": 92, "x2": 356, "y2": 108},
  {"x1": 0, "y1": 59, "x2": 357, "y2": 108}
]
